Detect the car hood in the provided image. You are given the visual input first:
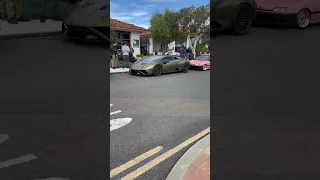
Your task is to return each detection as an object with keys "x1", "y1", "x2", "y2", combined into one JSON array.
[
  {"x1": 256, "y1": 0, "x2": 299, "y2": 9},
  {"x1": 190, "y1": 60, "x2": 208, "y2": 65},
  {"x1": 131, "y1": 62, "x2": 156, "y2": 69}
]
